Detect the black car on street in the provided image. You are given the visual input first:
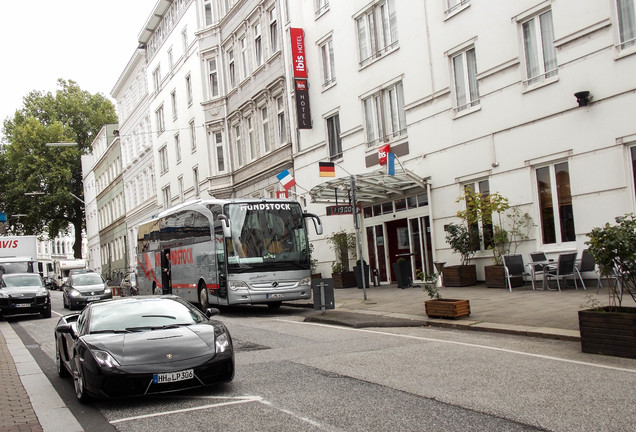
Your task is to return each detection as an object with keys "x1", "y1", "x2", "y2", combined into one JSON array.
[
  {"x1": 62, "y1": 272, "x2": 112, "y2": 310},
  {"x1": 0, "y1": 273, "x2": 51, "y2": 319}
]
